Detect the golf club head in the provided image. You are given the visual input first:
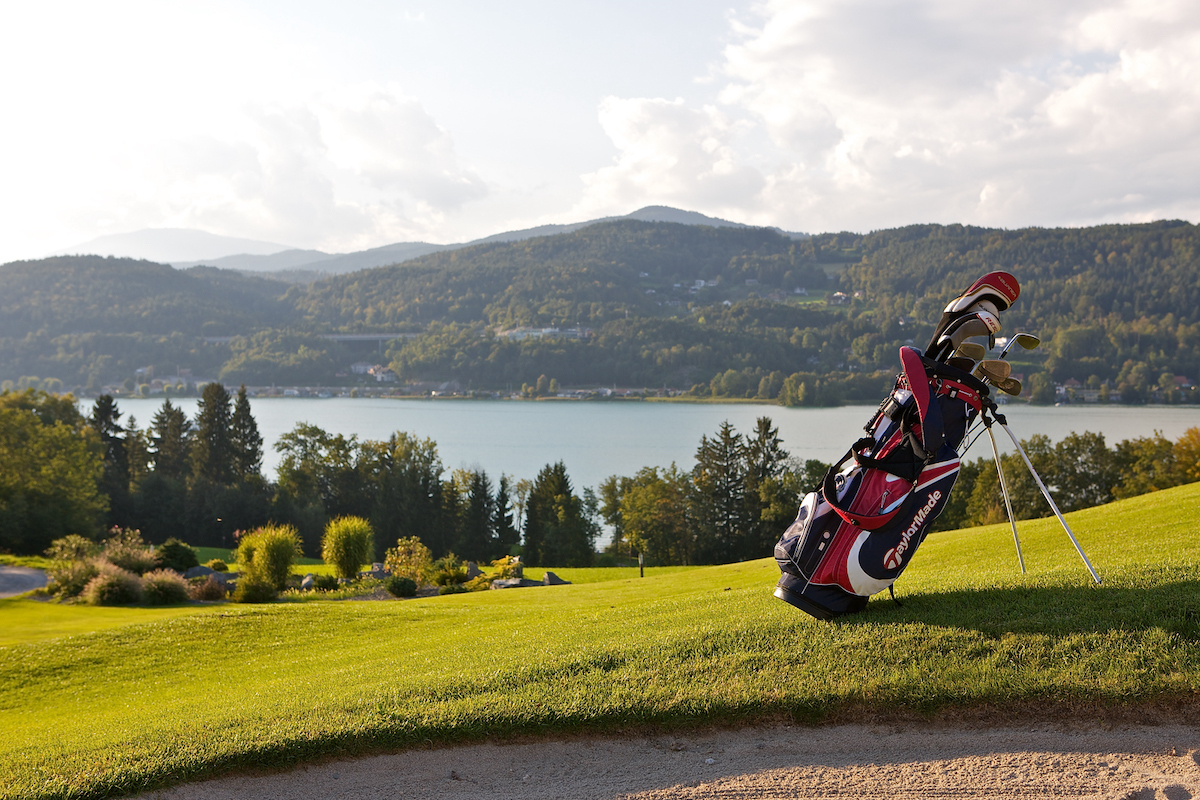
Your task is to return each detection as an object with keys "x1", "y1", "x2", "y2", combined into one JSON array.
[
  {"x1": 953, "y1": 342, "x2": 987, "y2": 362},
  {"x1": 948, "y1": 356, "x2": 976, "y2": 372},
  {"x1": 973, "y1": 359, "x2": 1012, "y2": 382},
  {"x1": 1000, "y1": 332, "x2": 1041, "y2": 359},
  {"x1": 995, "y1": 377, "x2": 1022, "y2": 396}
]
